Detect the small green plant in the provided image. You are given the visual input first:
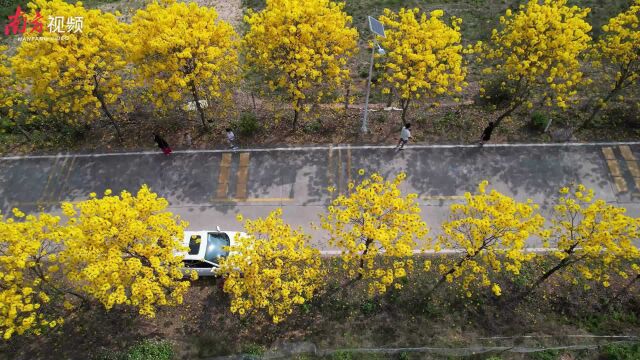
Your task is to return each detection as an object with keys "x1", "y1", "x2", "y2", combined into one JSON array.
[
  {"x1": 530, "y1": 111, "x2": 550, "y2": 131},
  {"x1": 303, "y1": 119, "x2": 324, "y2": 134},
  {"x1": 360, "y1": 299, "x2": 377, "y2": 315},
  {"x1": 126, "y1": 339, "x2": 174, "y2": 360},
  {"x1": 601, "y1": 342, "x2": 640, "y2": 360},
  {"x1": 235, "y1": 112, "x2": 260, "y2": 137},
  {"x1": 331, "y1": 350, "x2": 353, "y2": 360},
  {"x1": 93, "y1": 339, "x2": 174, "y2": 360},
  {"x1": 243, "y1": 343, "x2": 266, "y2": 356},
  {"x1": 530, "y1": 349, "x2": 560, "y2": 360}
]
